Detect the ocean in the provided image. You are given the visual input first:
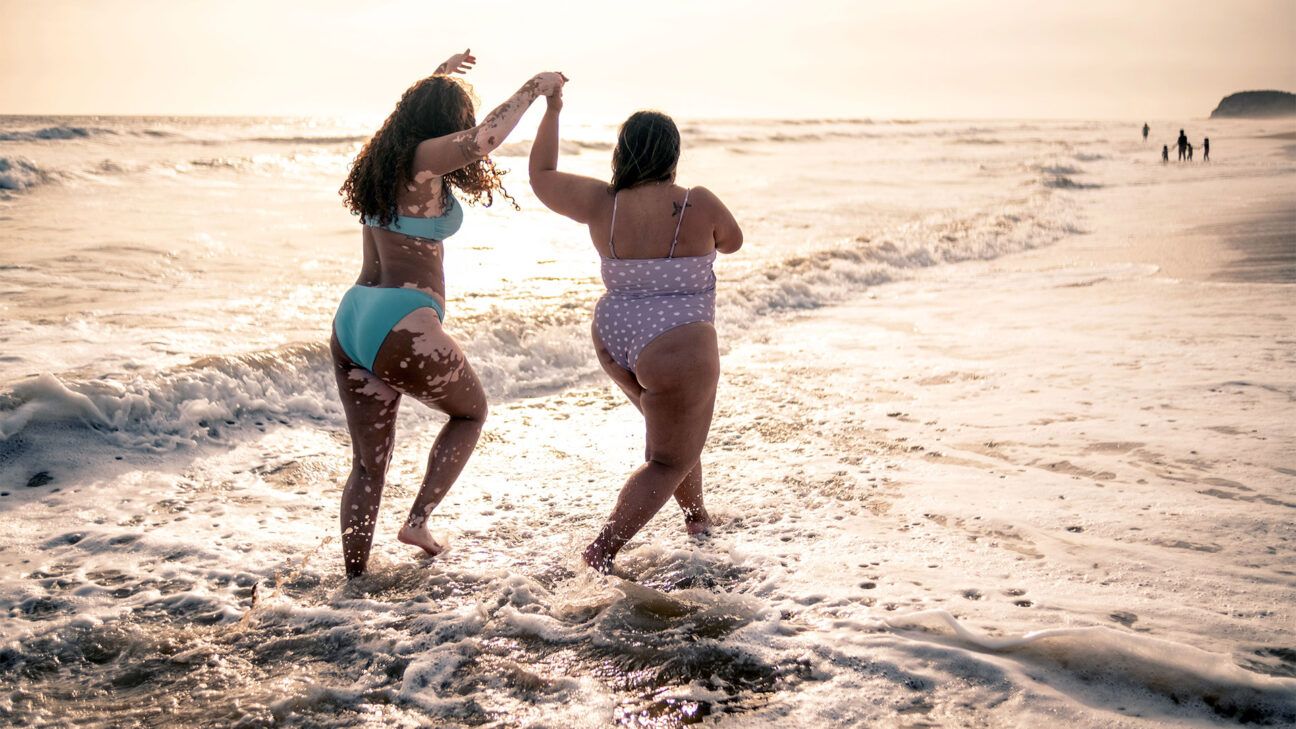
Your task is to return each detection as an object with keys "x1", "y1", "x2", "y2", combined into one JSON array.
[{"x1": 1, "y1": 113, "x2": 1293, "y2": 727}]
